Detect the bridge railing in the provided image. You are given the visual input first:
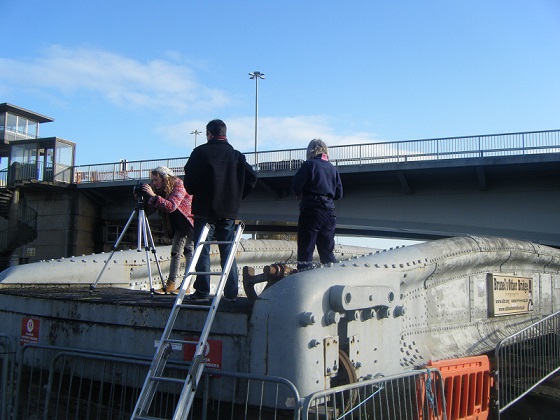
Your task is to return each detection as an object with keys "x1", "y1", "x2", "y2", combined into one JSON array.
[
  {"x1": 73, "y1": 157, "x2": 188, "y2": 184},
  {"x1": 326, "y1": 129, "x2": 560, "y2": 165},
  {"x1": 71, "y1": 129, "x2": 560, "y2": 184}
]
